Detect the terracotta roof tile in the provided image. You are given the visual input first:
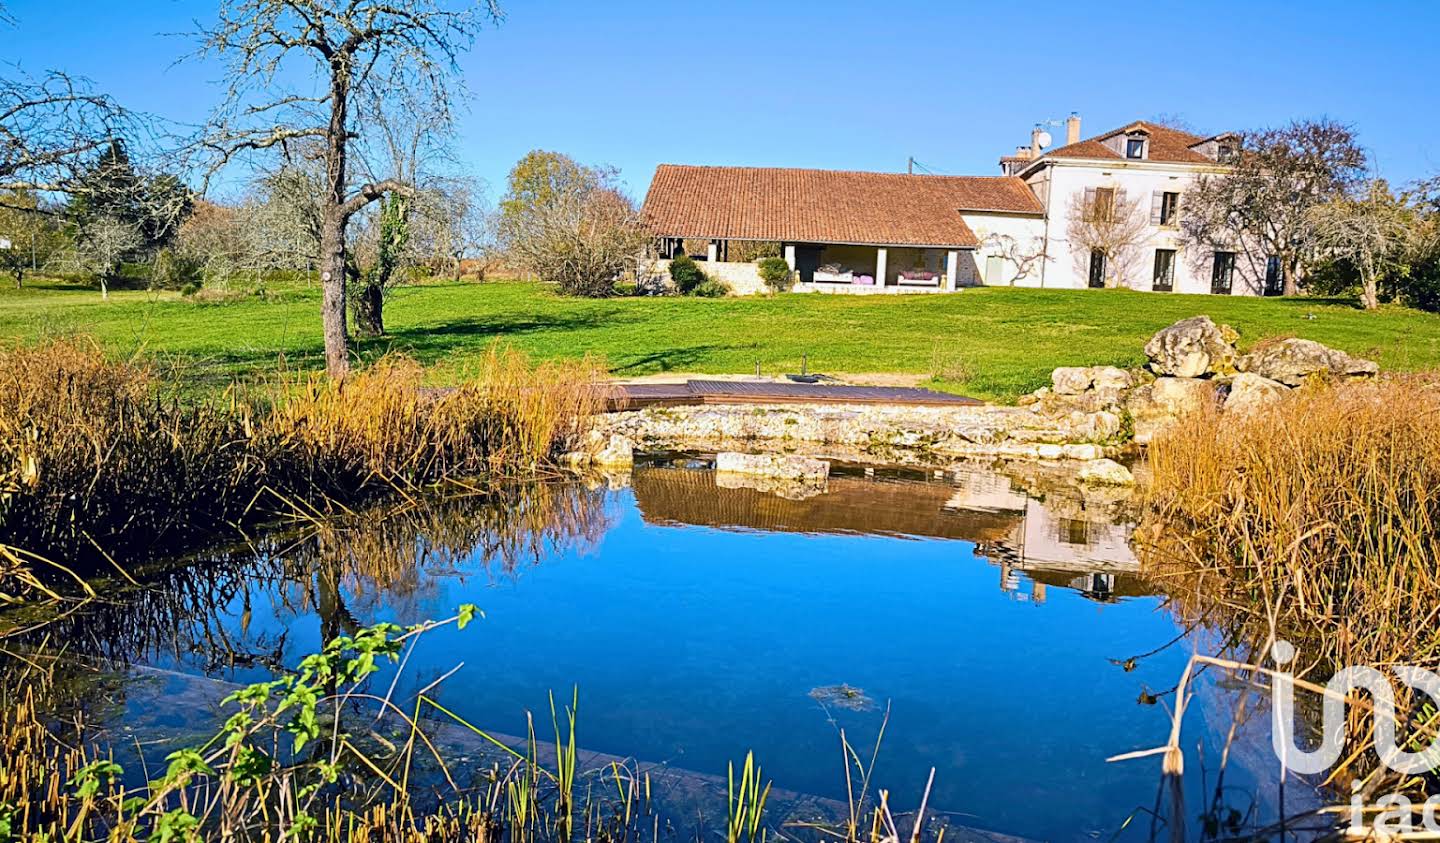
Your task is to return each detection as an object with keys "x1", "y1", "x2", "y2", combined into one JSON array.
[
  {"x1": 1036, "y1": 121, "x2": 1215, "y2": 167},
  {"x1": 641, "y1": 165, "x2": 1042, "y2": 248}
]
